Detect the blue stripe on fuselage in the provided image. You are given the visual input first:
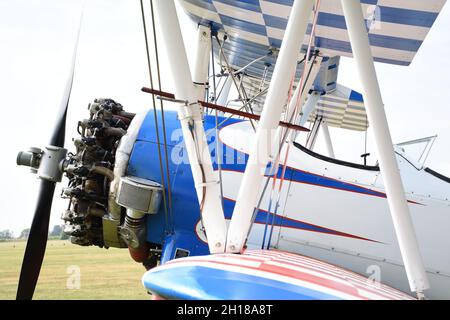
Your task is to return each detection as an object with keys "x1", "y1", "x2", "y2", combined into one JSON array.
[{"x1": 129, "y1": 110, "x2": 384, "y2": 252}]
